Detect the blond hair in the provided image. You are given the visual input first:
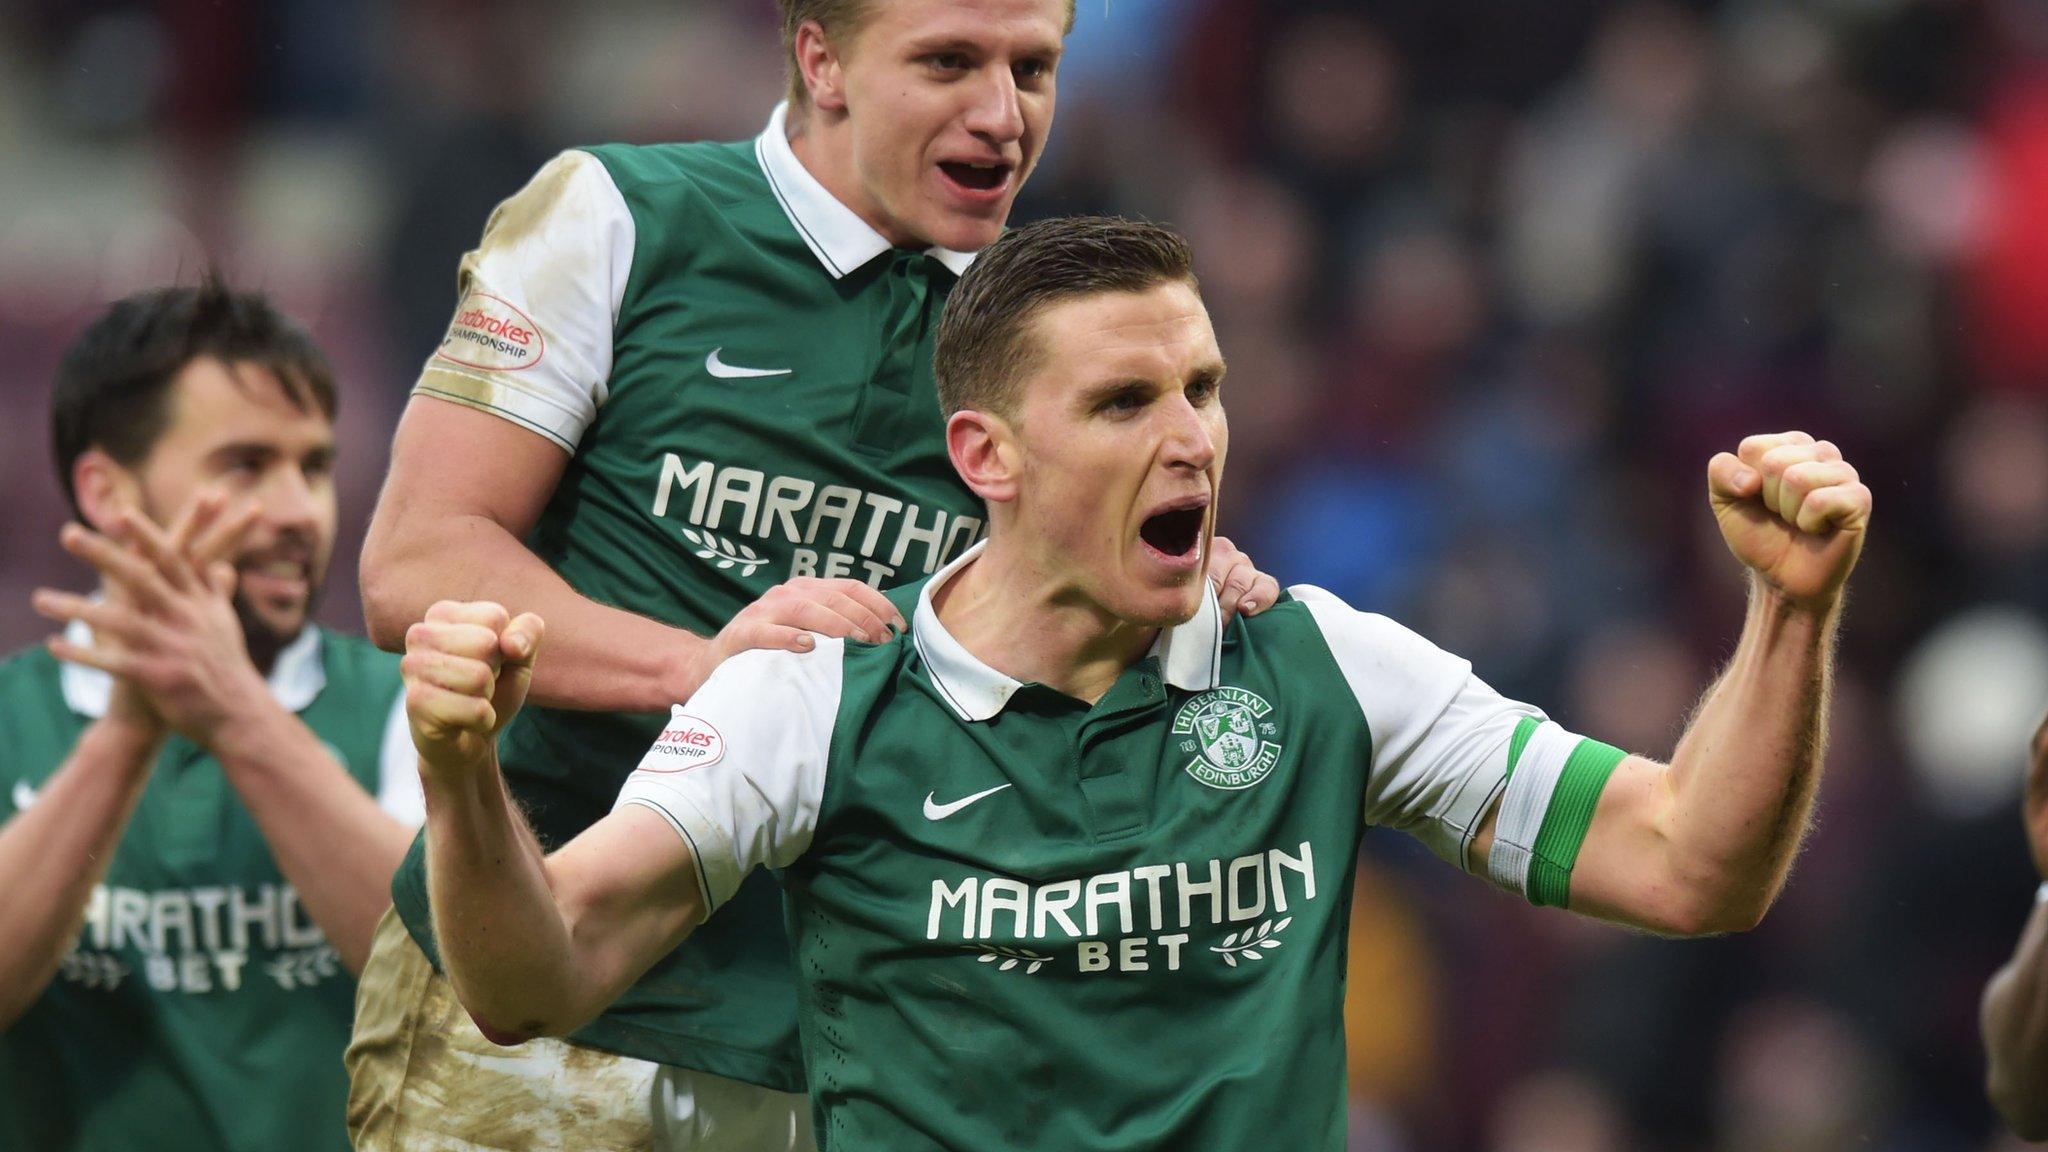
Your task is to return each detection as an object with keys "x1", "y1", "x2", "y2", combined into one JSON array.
[{"x1": 778, "y1": 0, "x2": 1077, "y2": 107}]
